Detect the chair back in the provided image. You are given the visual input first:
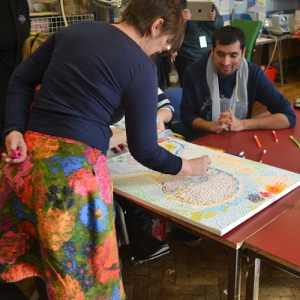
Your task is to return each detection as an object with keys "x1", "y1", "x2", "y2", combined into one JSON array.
[
  {"x1": 164, "y1": 88, "x2": 186, "y2": 136},
  {"x1": 231, "y1": 19, "x2": 262, "y2": 62}
]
